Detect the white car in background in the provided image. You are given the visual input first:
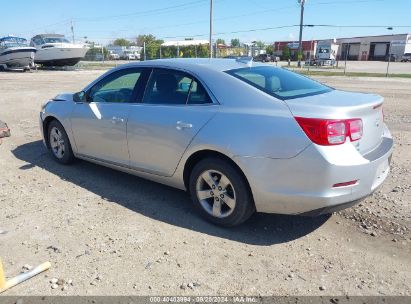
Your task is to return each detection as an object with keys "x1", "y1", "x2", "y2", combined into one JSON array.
[
  {"x1": 122, "y1": 51, "x2": 136, "y2": 60},
  {"x1": 401, "y1": 53, "x2": 411, "y2": 62},
  {"x1": 109, "y1": 52, "x2": 120, "y2": 60}
]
